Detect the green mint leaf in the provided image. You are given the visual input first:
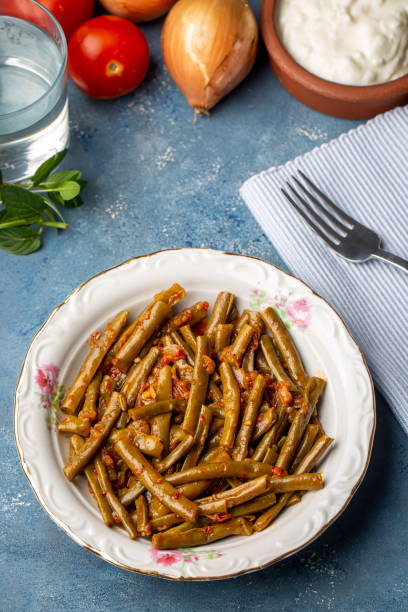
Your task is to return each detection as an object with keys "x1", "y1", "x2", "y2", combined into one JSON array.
[
  {"x1": 46, "y1": 191, "x2": 65, "y2": 207},
  {"x1": 42, "y1": 195, "x2": 66, "y2": 223},
  {"x1": 42, "y1": 207, "x2": 57, "y2": 224},
  {"x1": 60, "y1": 195, "x2": 84, "y2": 209},
  {"x1": 30, "y1": 149, "x2": 68, "y2": 185},
  {"x1": 0, "y1": 226, "x2": 41, "y2": 255},
  {"x1": 76, "y1": 179, "x2": 88, "y2": 192},
  {"x1": 58, "y1": 181, "x2": 81, "y2": 200},
  {"x1": 1, "y1": 184, "x2": 45, "y2": 222},
  {"x1": 40, "y1": 169, "x2": 82, "y2": 188}
]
